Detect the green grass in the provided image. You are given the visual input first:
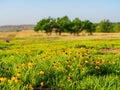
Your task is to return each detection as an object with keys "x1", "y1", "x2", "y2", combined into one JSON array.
[{"x1": 0, "y1": 36, "x2": 120, "y2": 90}]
